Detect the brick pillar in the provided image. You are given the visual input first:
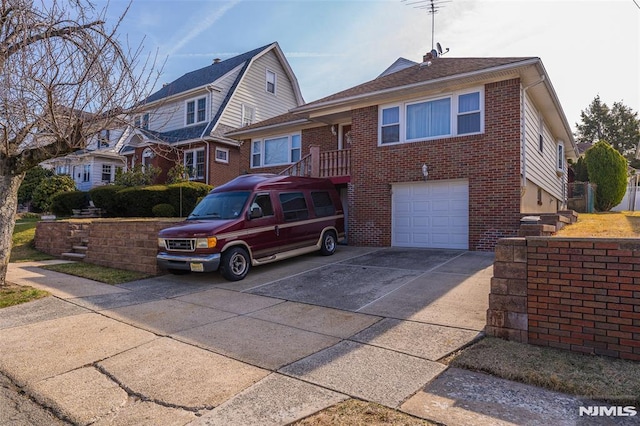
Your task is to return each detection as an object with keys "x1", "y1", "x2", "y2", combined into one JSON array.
[{"x1": 486, "y1": 238, "x2": 528, "y2": 342}]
